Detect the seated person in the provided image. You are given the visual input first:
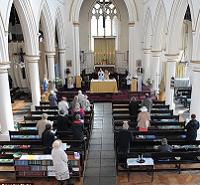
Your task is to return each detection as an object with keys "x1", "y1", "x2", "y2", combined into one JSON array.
[
  {"x1": 186, "y1": 114, "x2": 200, "y2": 141},
  {"x1": 71, "y1": 114, "x2": 84, "y2": 141},
  {"x1": 137, "y1": 106, "x2": 151, "y2": 132},
  {"x1": 42, "y1": 124, "x2": 55, "y2": 154},
  {"x1": 57, "y1": 110, "x2": 72, "y2": 131},
  {"x1": 158, "y1": 138, "x2": 173, "y2": 152}
]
